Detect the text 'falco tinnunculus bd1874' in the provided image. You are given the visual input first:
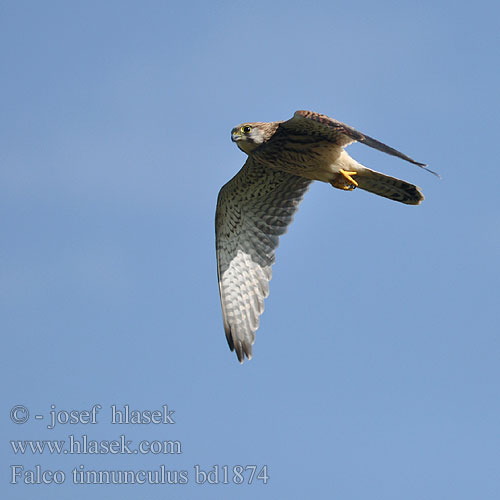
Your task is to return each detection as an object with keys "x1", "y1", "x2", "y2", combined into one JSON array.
[{"x1": 215, "y1": 110, "x2": 438, "y2": 363}]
